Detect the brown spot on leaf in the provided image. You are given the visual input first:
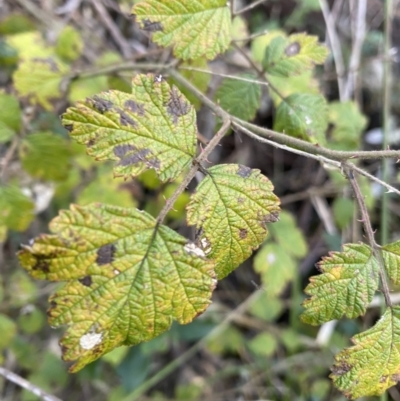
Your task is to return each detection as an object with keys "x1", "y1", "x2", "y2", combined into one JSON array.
[
  {"x1": 47, "y1": 300, "x2": 57, "y2": 317},
  {"x1": 392, "y1": 373, "x2": 400, "y2": 382},
  {"x1": 64, "y1": 124, "x2": 73, "y2": 132},
  {"x1": 87, "y1": 138, "x2": 95, "y2": 147},
  {"x1": 96, "y1": 244, "x2": 116, "y2": 265},
  {"x1": 142, "y1": 18, "x2": 163, "y2": 32},
  {"x1": 167, "y1": 88, "x2": 190, "y2": 124},
  {"x1": 32, "y1": 256, "x2": 50, "y2": 273},
  {"x1": 118, "y1": 109, "x2": 137, "y2": 127},
  {"x1": 79, "y1": 276, "x2": 93, "y2": 287},
  {"x1": 91, "y1": 96, "x2": 113, "y2": 113},
  {"x1": 263, "y1": 211, "x2": 280, "y2": 223},
  {"x1": 113, "y1": 144, "x2": 161, "y2": 170},
  {"x1": 239, "y1": 228, "x2": 248, "y2": 239},
  {"x1": 237, "y1": 197, "x2": 245, "y2": 204},
  {"x1": 285, "y1": 42, "x2": 301, "y2": 57},
  {"x1": 124, "y1": 100, "x2": 145, "y2": 116},
  {"x1": 237, "y1": 165, "x2": 252, "y2": 178},
  {"x1": 331, "y1": 361, "x2": 351, "y2": 376}
]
